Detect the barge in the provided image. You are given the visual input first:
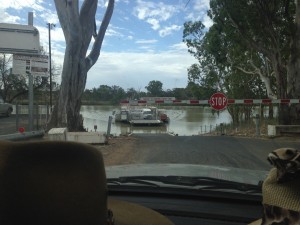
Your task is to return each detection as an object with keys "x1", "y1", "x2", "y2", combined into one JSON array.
[{"x1": 115, "y1": 106, "x2": 169, "y2": 125}]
